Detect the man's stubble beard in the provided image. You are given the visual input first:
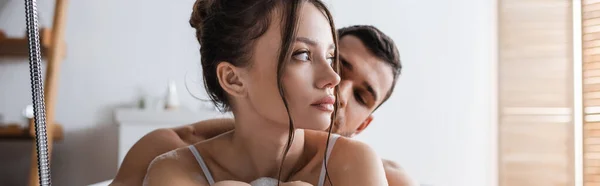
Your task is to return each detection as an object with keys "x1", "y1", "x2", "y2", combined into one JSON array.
[{"x1": 329, "y1": 118, "x2": 353, "y2": 137}]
